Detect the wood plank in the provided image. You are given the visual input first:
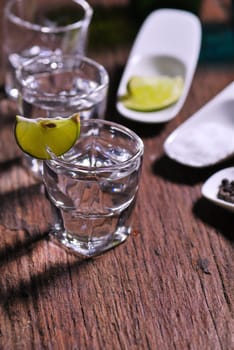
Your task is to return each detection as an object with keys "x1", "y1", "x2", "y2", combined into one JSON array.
[{"x1": 0, "y1": 1, "x2": 233, "y2": 349}]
